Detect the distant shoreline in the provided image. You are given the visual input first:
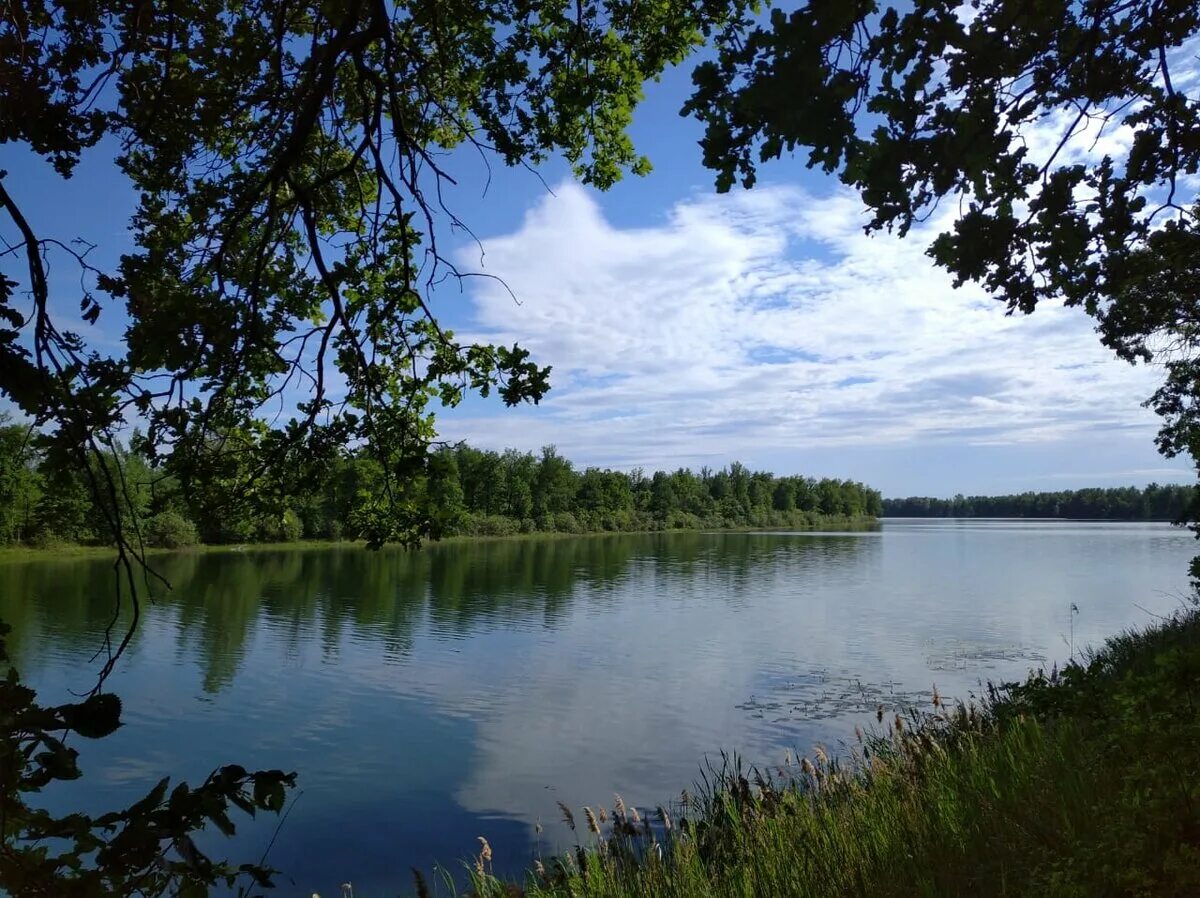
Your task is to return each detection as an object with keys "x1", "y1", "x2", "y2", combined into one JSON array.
[{"x1": 880, "y1": 514, "x2": 1185, "y2": 522}]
